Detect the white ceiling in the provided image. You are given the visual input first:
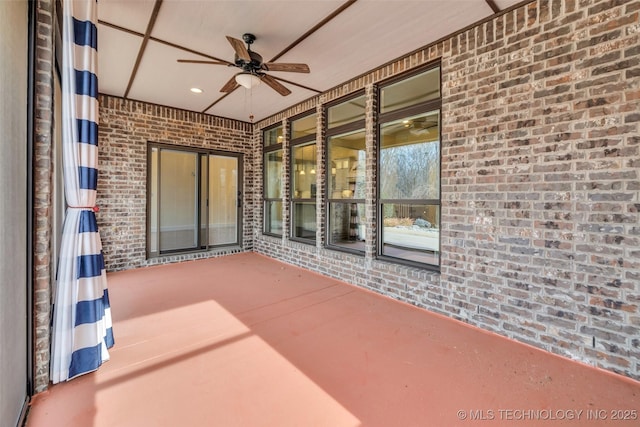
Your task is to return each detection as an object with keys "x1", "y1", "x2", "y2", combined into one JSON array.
[{"x1": 97, "y1": 0, "x2": 527, "y2": 123}]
